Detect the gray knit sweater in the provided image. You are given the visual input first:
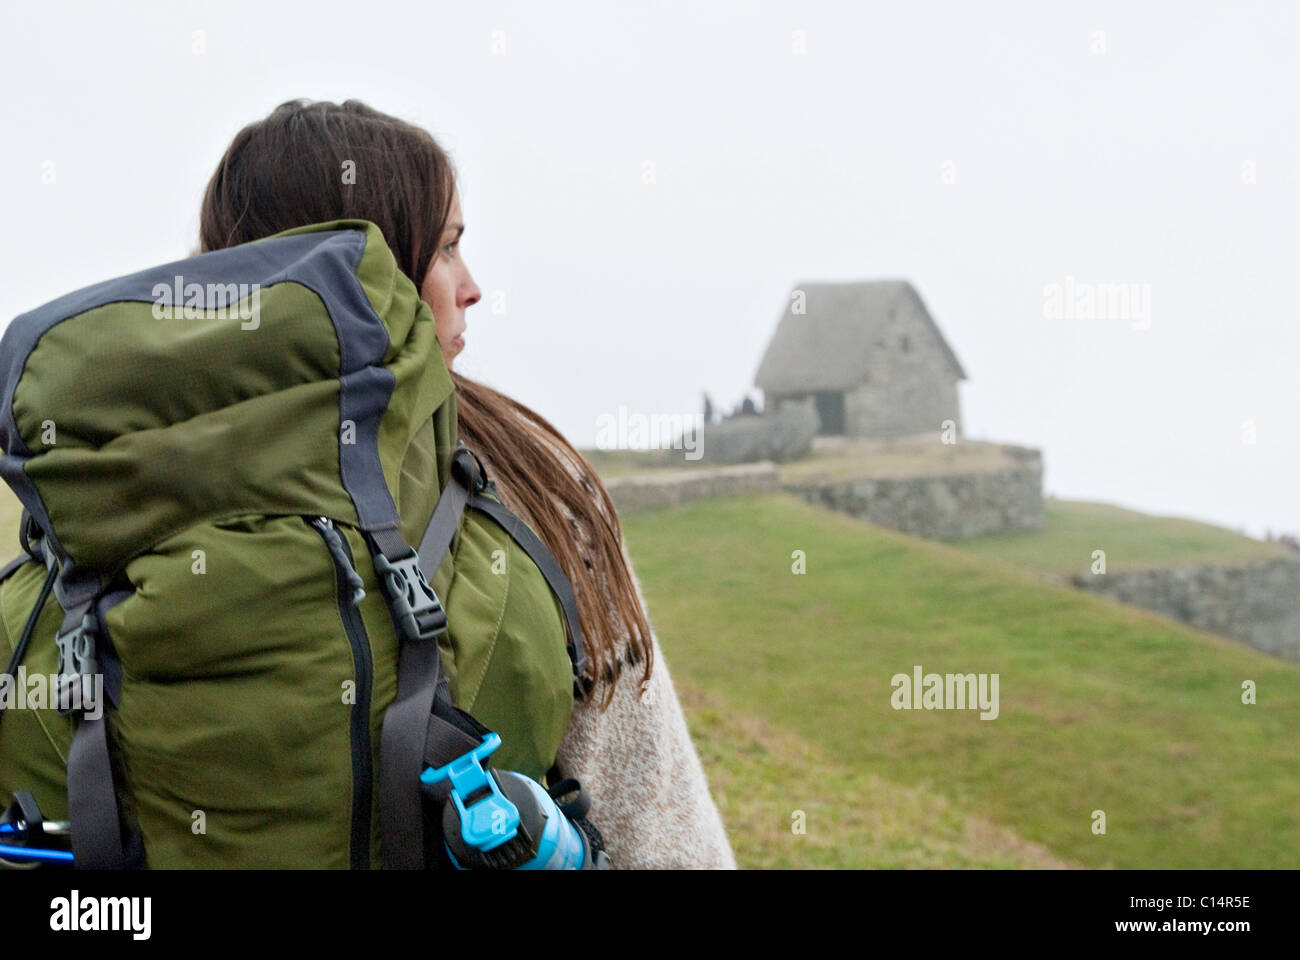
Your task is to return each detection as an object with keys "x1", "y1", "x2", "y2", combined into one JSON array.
[{"x1": 553, "y1": 544, "x2": 737, "y2": 870}]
